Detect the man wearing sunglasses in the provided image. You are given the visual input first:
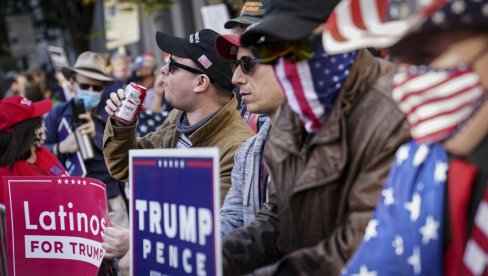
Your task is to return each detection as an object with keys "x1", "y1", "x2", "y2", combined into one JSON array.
[
  {"x1": 44, "y1": 51, "x2": 128, "y2": 227},
  {"x1": 103, "y1": 29, "x2": 253, "y2": 205},
  {"x1": 215, "y1": 32, "x2": 284, "y2": 235},
  {"x1": 220, "y1": 0, "x2": 411, "y2": 275}
]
